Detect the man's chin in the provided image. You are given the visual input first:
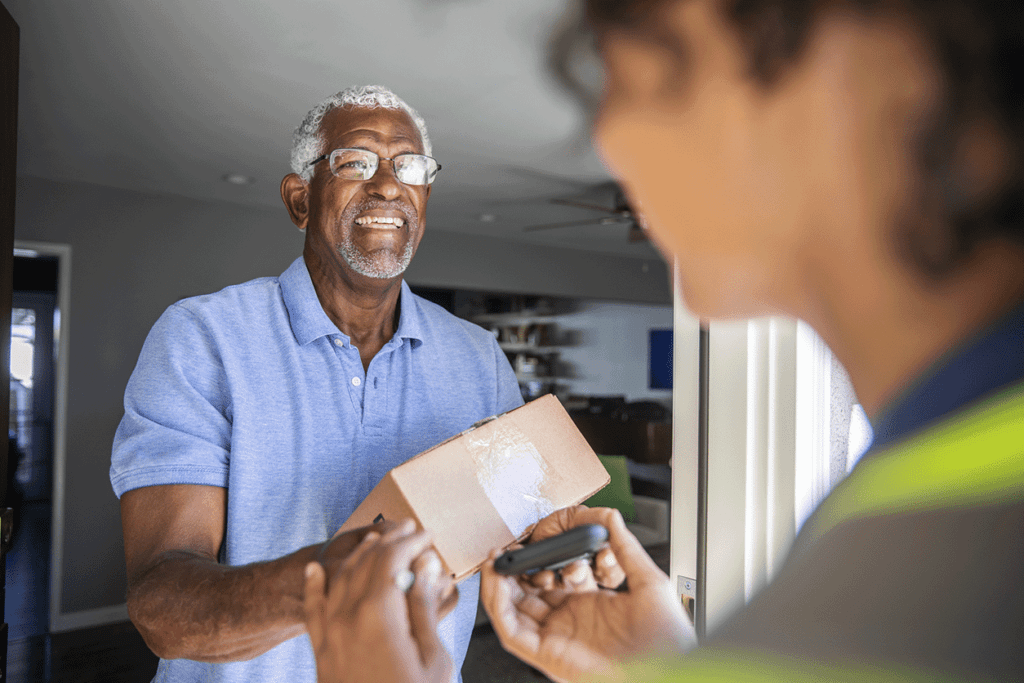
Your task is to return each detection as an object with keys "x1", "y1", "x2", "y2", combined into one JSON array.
[{"x1": 343, "y1": 253, "x2": 409, "y2": 280}]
